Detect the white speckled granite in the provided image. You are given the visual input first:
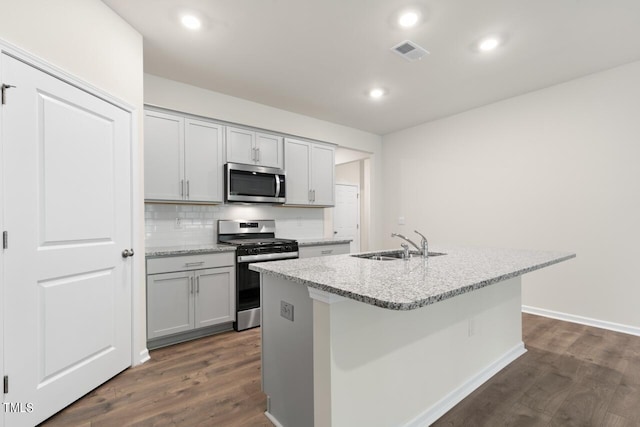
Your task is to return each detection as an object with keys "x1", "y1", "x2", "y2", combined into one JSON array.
[
  {"x1": 250, "y1": 246, "x2": 575, "y2": 310},
  {"x1": 146, "y1": 244, "x2": 236, "y2": 257},
  {"x1": 293, "y1": 238, "x2": 352, "y2": 246}
]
